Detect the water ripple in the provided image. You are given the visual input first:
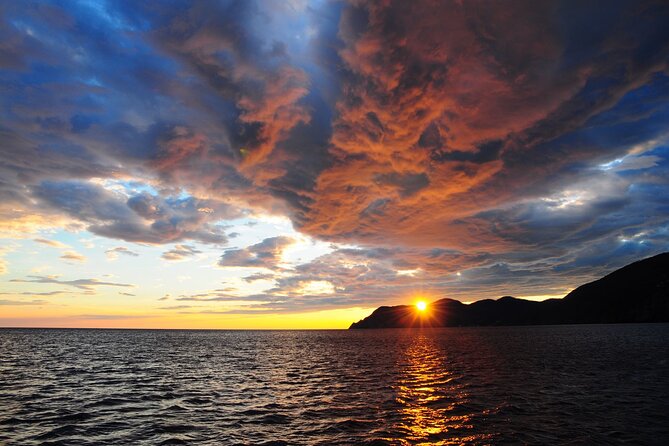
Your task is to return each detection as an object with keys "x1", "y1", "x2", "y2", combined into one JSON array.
[{"x1": 1, "y1": 325, "x2": 668, "y2": 445}]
